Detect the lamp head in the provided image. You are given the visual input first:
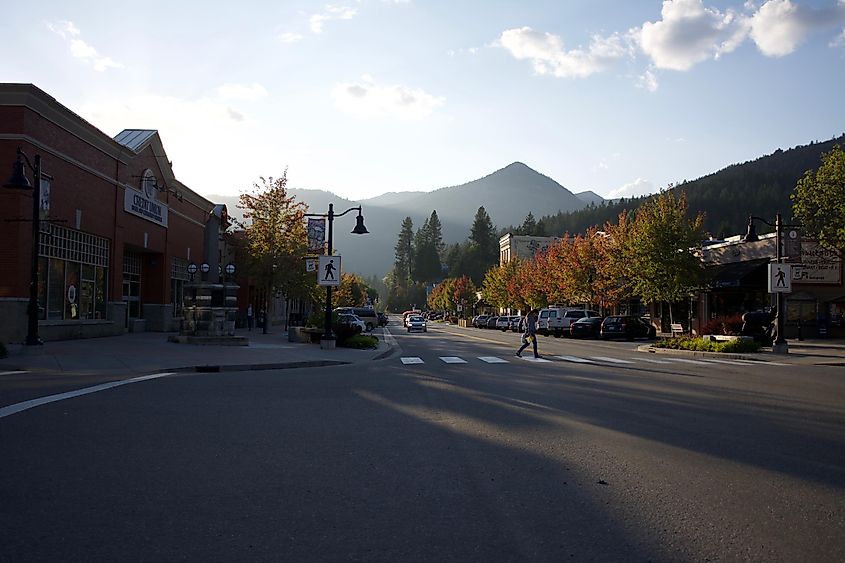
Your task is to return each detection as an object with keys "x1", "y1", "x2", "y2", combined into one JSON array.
[
  {"x1": 4, "y1": 153, "x2": 32, "y2": 190},
  {"x1": 741, "y1": 217, "x2": 759, "y2": 243},
  {"x1": 351, "y1": 211, "x2": 369, "y2": 235}
]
